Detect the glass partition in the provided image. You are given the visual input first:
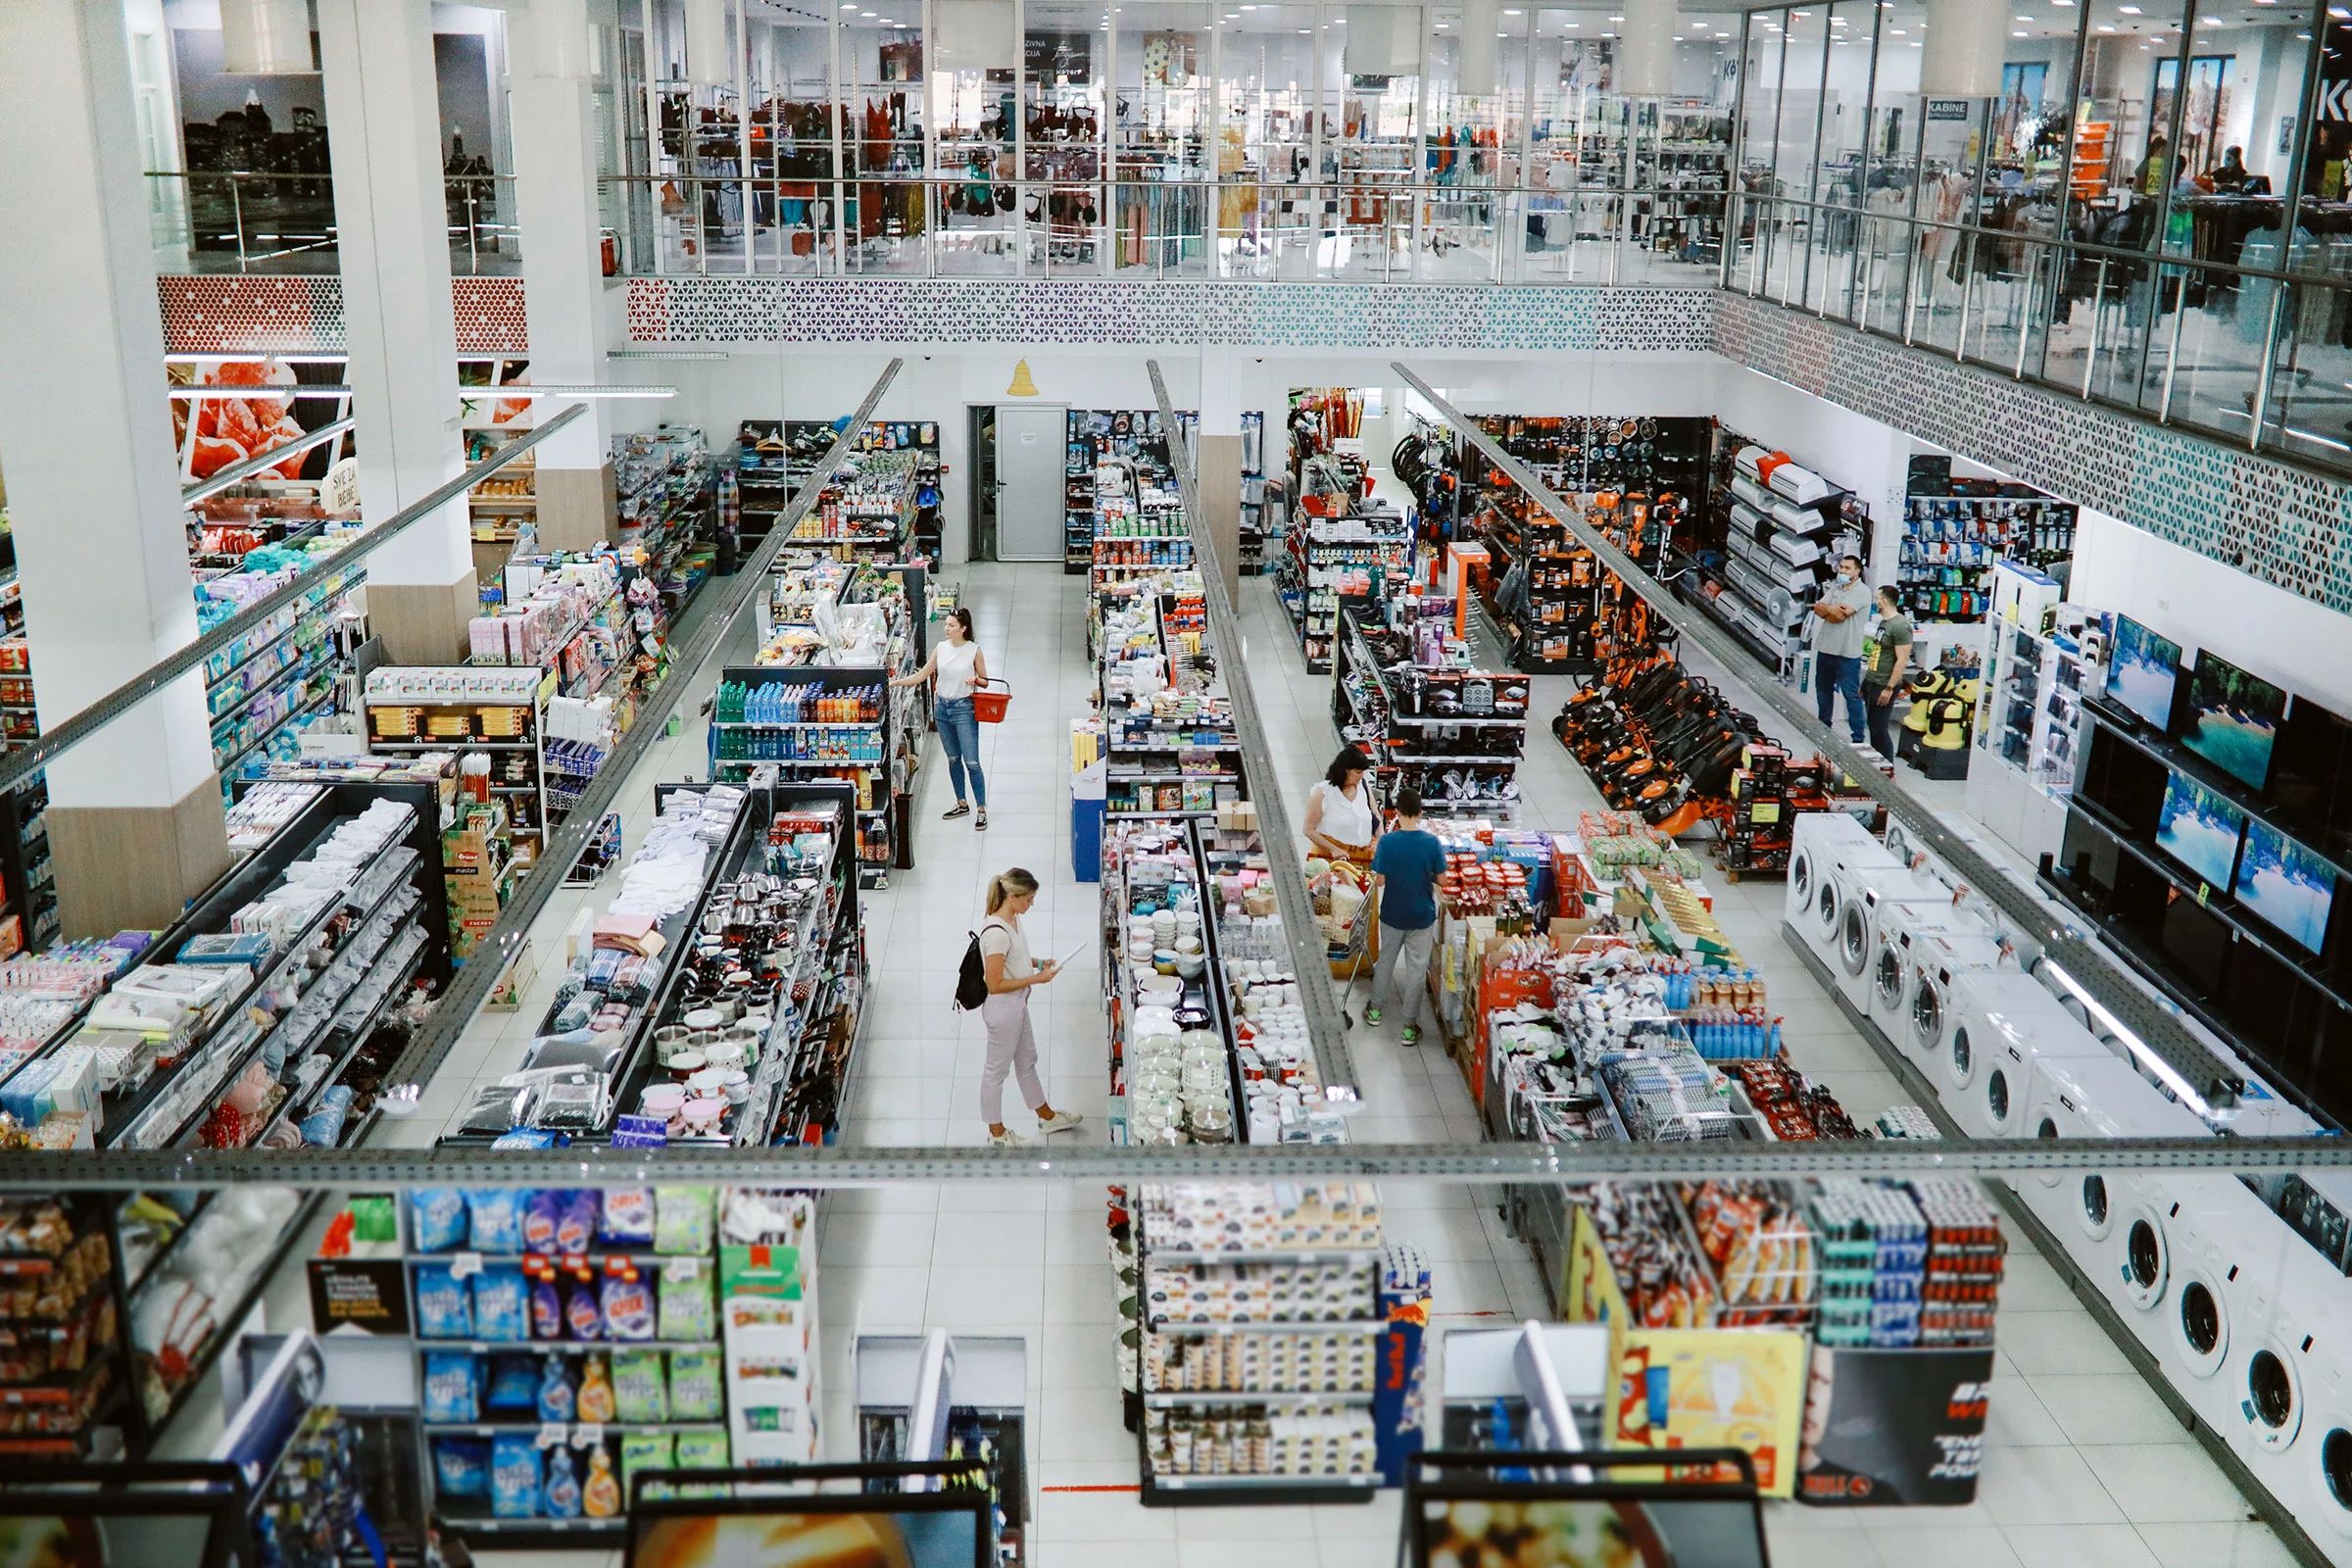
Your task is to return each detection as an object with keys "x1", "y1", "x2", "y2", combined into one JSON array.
[
  {"x1": 933, "y1": 0, "x2": 1019, "y2": 273},
  {"x1": 1333, "y1": 2, "x2": 1424, "y2": 281},
  {"x1": 752, "y1": 10, "x2": 841, "y2": 274},
  {"x1": 1114, "y1": 0, "x2": 1217, "y2": 275},
  {"x1": 1219, "y1": 3, "x2": 1321, "y2": 276},
  {"x1": 1762, "y1": 3, "x2": 1829, "y2": 303}
]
